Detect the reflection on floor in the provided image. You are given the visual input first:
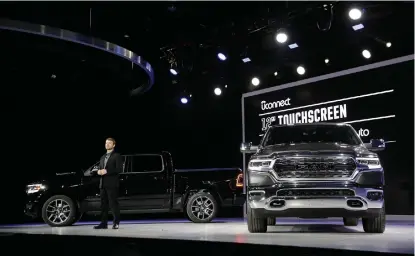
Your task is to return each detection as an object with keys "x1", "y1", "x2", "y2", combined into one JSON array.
[{"x1": 0, "y1": 218, "x2": 413, "y2": 254}]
